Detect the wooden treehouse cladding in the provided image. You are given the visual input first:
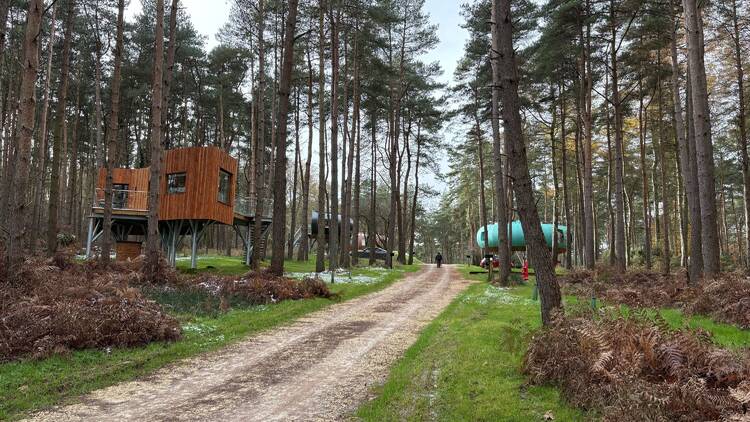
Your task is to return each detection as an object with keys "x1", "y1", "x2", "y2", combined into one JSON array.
[
  {"x1": 88, "y1": 146, "x2": 272, "y2": 268},
  {"x1": 96, "y1": 146, "x2": 238, "y2": 225}
]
